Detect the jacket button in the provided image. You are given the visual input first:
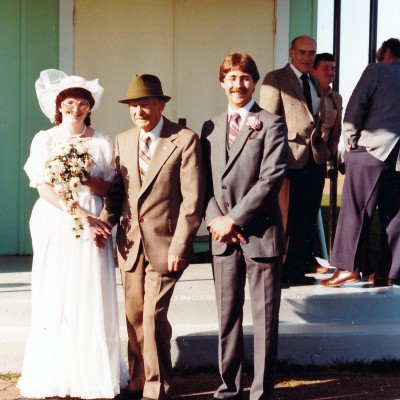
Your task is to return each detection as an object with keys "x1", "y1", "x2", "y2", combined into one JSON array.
[
  {"x1": 222, "y1": 185, "x2": 227, "y2": 190},
  {"x1": 139, "y1": 217, "x2": 144, "y2": 223}
]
